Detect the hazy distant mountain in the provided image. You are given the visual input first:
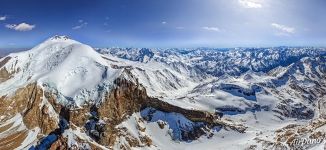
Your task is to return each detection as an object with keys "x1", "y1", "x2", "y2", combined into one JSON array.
[
  {"x1": 0, "y1": 36, "x2": 325, "y2": 150},
  {"x1": 0, "y1": 48, "x2": 27, "y2": 58}
]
